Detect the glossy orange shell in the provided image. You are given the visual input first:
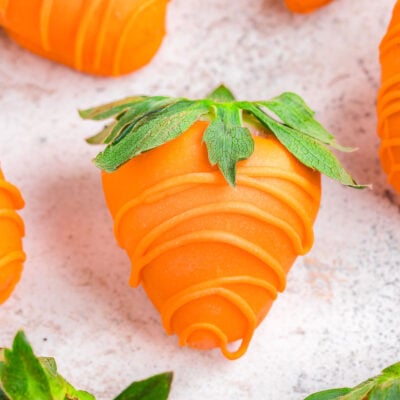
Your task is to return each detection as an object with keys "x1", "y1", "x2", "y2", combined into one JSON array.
[
  {"x1": 101, "y1": 121, "x2": 321, "y2": 359},
  {"x1": 377, "y1": 1, "x2": 400, "y2": 192},
  {"x1": 284, "y1": 0, "x2": 333, "y2": 13},
  {"x1": 0, "y1": 168, "x2": 25, "y2": 304},
  {"x1": 0, "y1": 0, "x2": 169, "y2": 76}
]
